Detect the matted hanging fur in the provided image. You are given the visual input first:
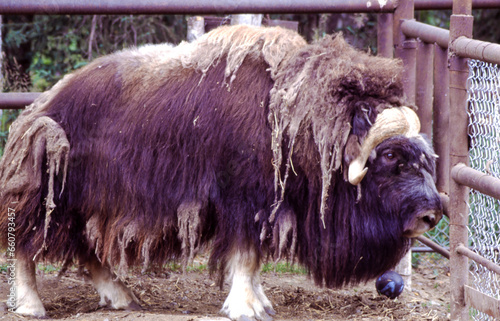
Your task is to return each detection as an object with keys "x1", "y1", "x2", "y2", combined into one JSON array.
[{"x1": 0, "y1": 25, "x2": 442, "y2": 320}]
